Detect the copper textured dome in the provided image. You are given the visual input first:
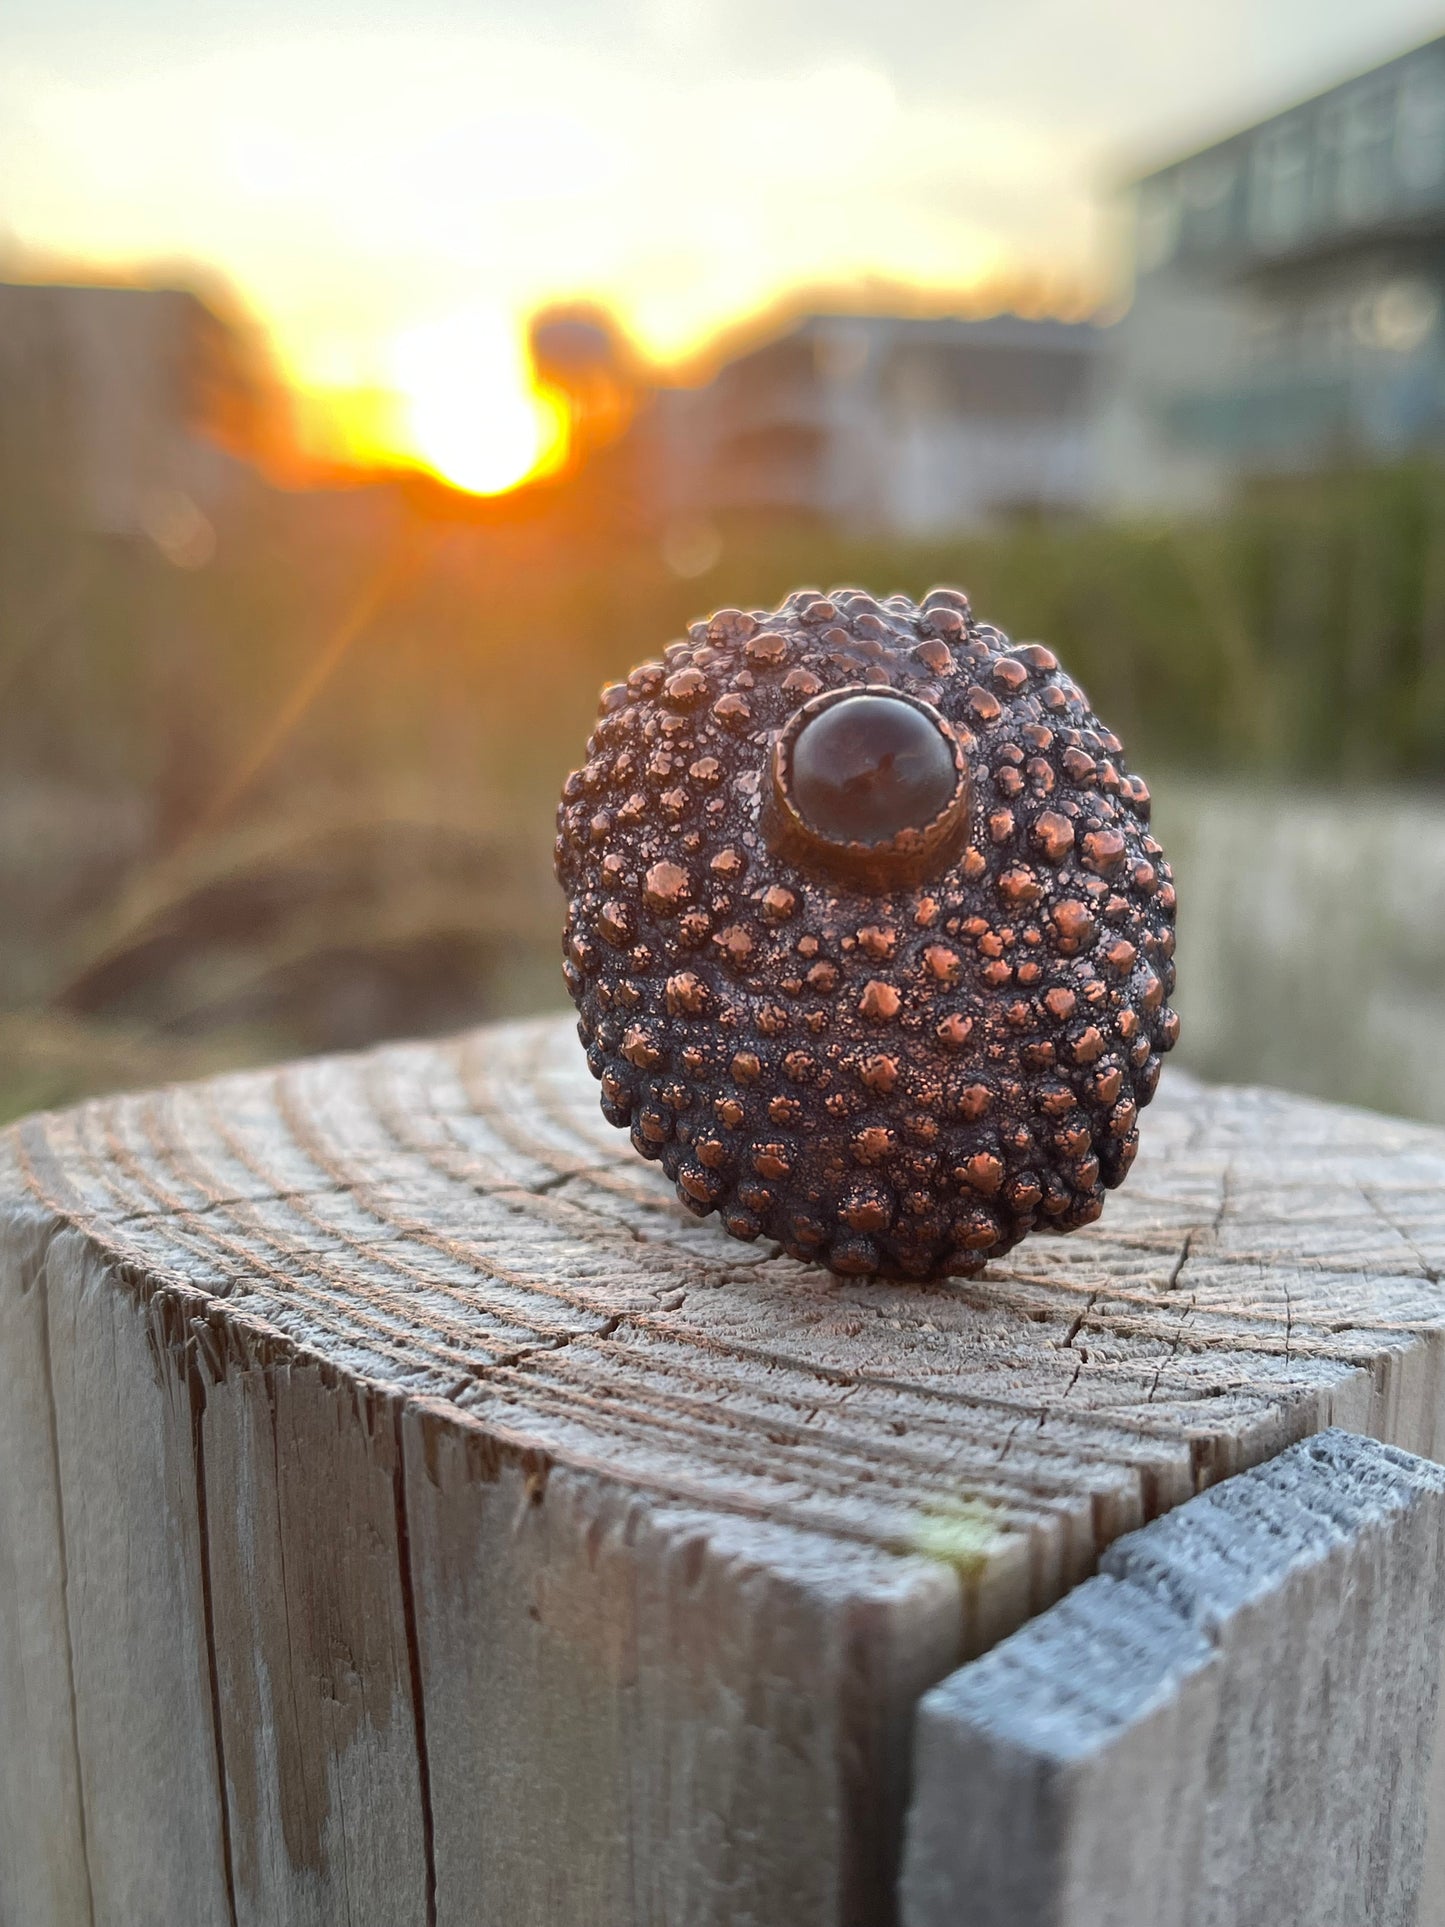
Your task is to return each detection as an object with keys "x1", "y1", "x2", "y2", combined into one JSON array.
[{"x1": 555, "y1": 586, "x2": 1178, "y2": 1280}]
